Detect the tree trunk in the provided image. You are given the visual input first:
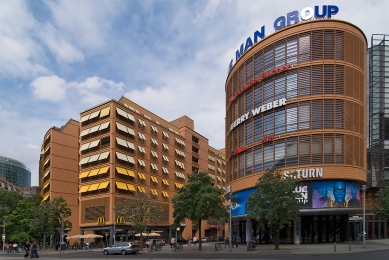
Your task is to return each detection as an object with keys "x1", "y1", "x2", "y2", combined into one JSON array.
[
  {"x1": 140, "y1": 234, "x2": 143, "y2": 251},
  {"x1": 198, "y1": 219, "x2": 202, "y2": 250},
  {"x1": 274, "y1": 230, "x2": 280, "y2": 250}
]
